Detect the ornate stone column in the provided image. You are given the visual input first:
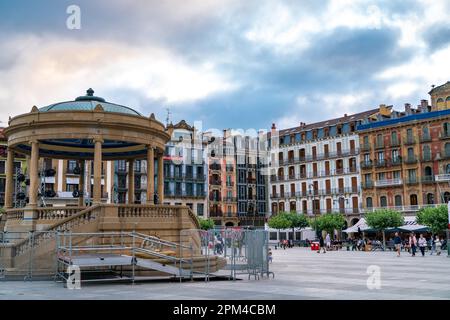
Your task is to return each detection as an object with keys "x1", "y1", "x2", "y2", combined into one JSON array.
[
  {"x1": 78, "y1": 160, "x2": 85, "y2": 207},
  {"x1": 28, "y1": 140, "x2": 39, "y2": 208},
  {"x1": 93, "y1": 138, "x2": 103, "y2": 204},
  {"x1": 4, "y1": 148, "x2": 14, "y2": 209},
  {"x1": 146, "y1": 146, "x2": 155, "y2": 204},
  {"x1": 157, "y1": 151, "x2": 164, "y2": 204},
  {"x1": 128, "y1": 159, "x2": 135, "y2": 204}
]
